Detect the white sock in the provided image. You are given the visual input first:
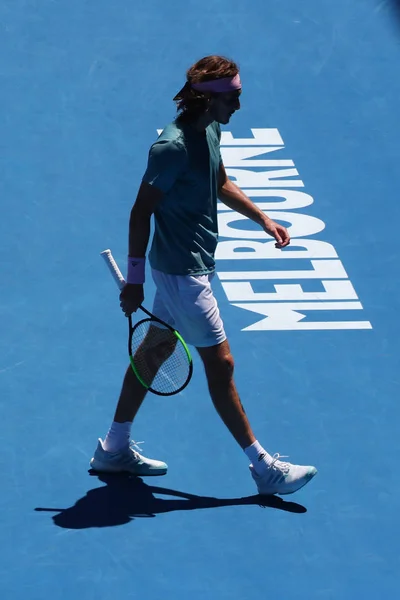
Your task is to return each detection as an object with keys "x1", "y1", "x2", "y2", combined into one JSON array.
[
  {"x1": 103, "y1": 421, "x2": 132, "y2": 453},
  {"x1": 244, "y1": 440, "x2": 273, "y2": 476}
]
